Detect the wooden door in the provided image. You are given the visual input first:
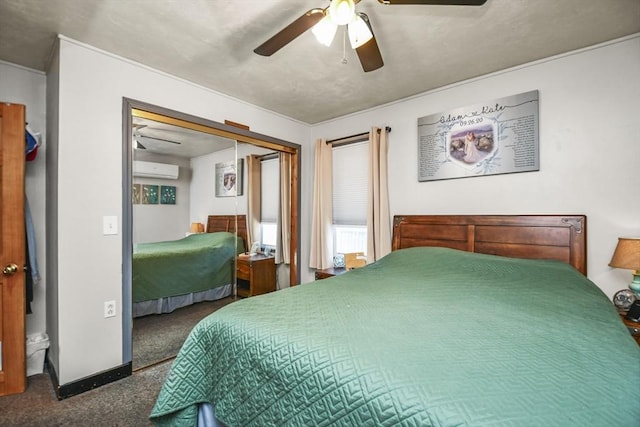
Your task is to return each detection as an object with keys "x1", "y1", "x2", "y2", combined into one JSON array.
[{"x1": 0, "y1": 102, "x2": 26, "y2": 396}]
